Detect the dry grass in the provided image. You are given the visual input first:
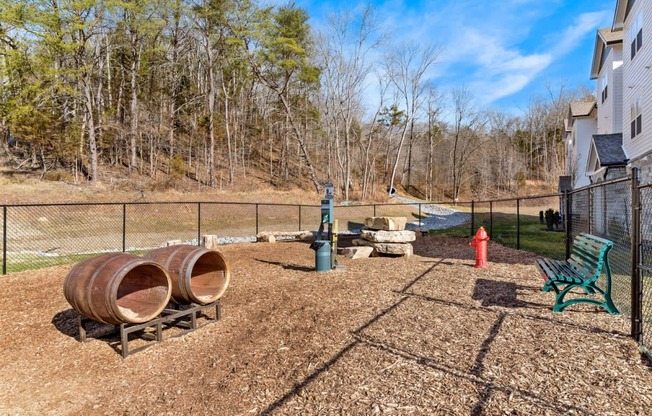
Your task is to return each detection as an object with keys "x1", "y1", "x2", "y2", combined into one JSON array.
[{"x1": 0, "y1": 236, "x2": 650, "y2": 415}]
